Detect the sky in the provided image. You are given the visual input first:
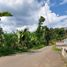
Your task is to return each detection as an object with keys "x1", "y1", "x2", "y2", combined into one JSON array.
[{"x1": 0, "y1": 0, "x2": 67, "y2": 32}]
